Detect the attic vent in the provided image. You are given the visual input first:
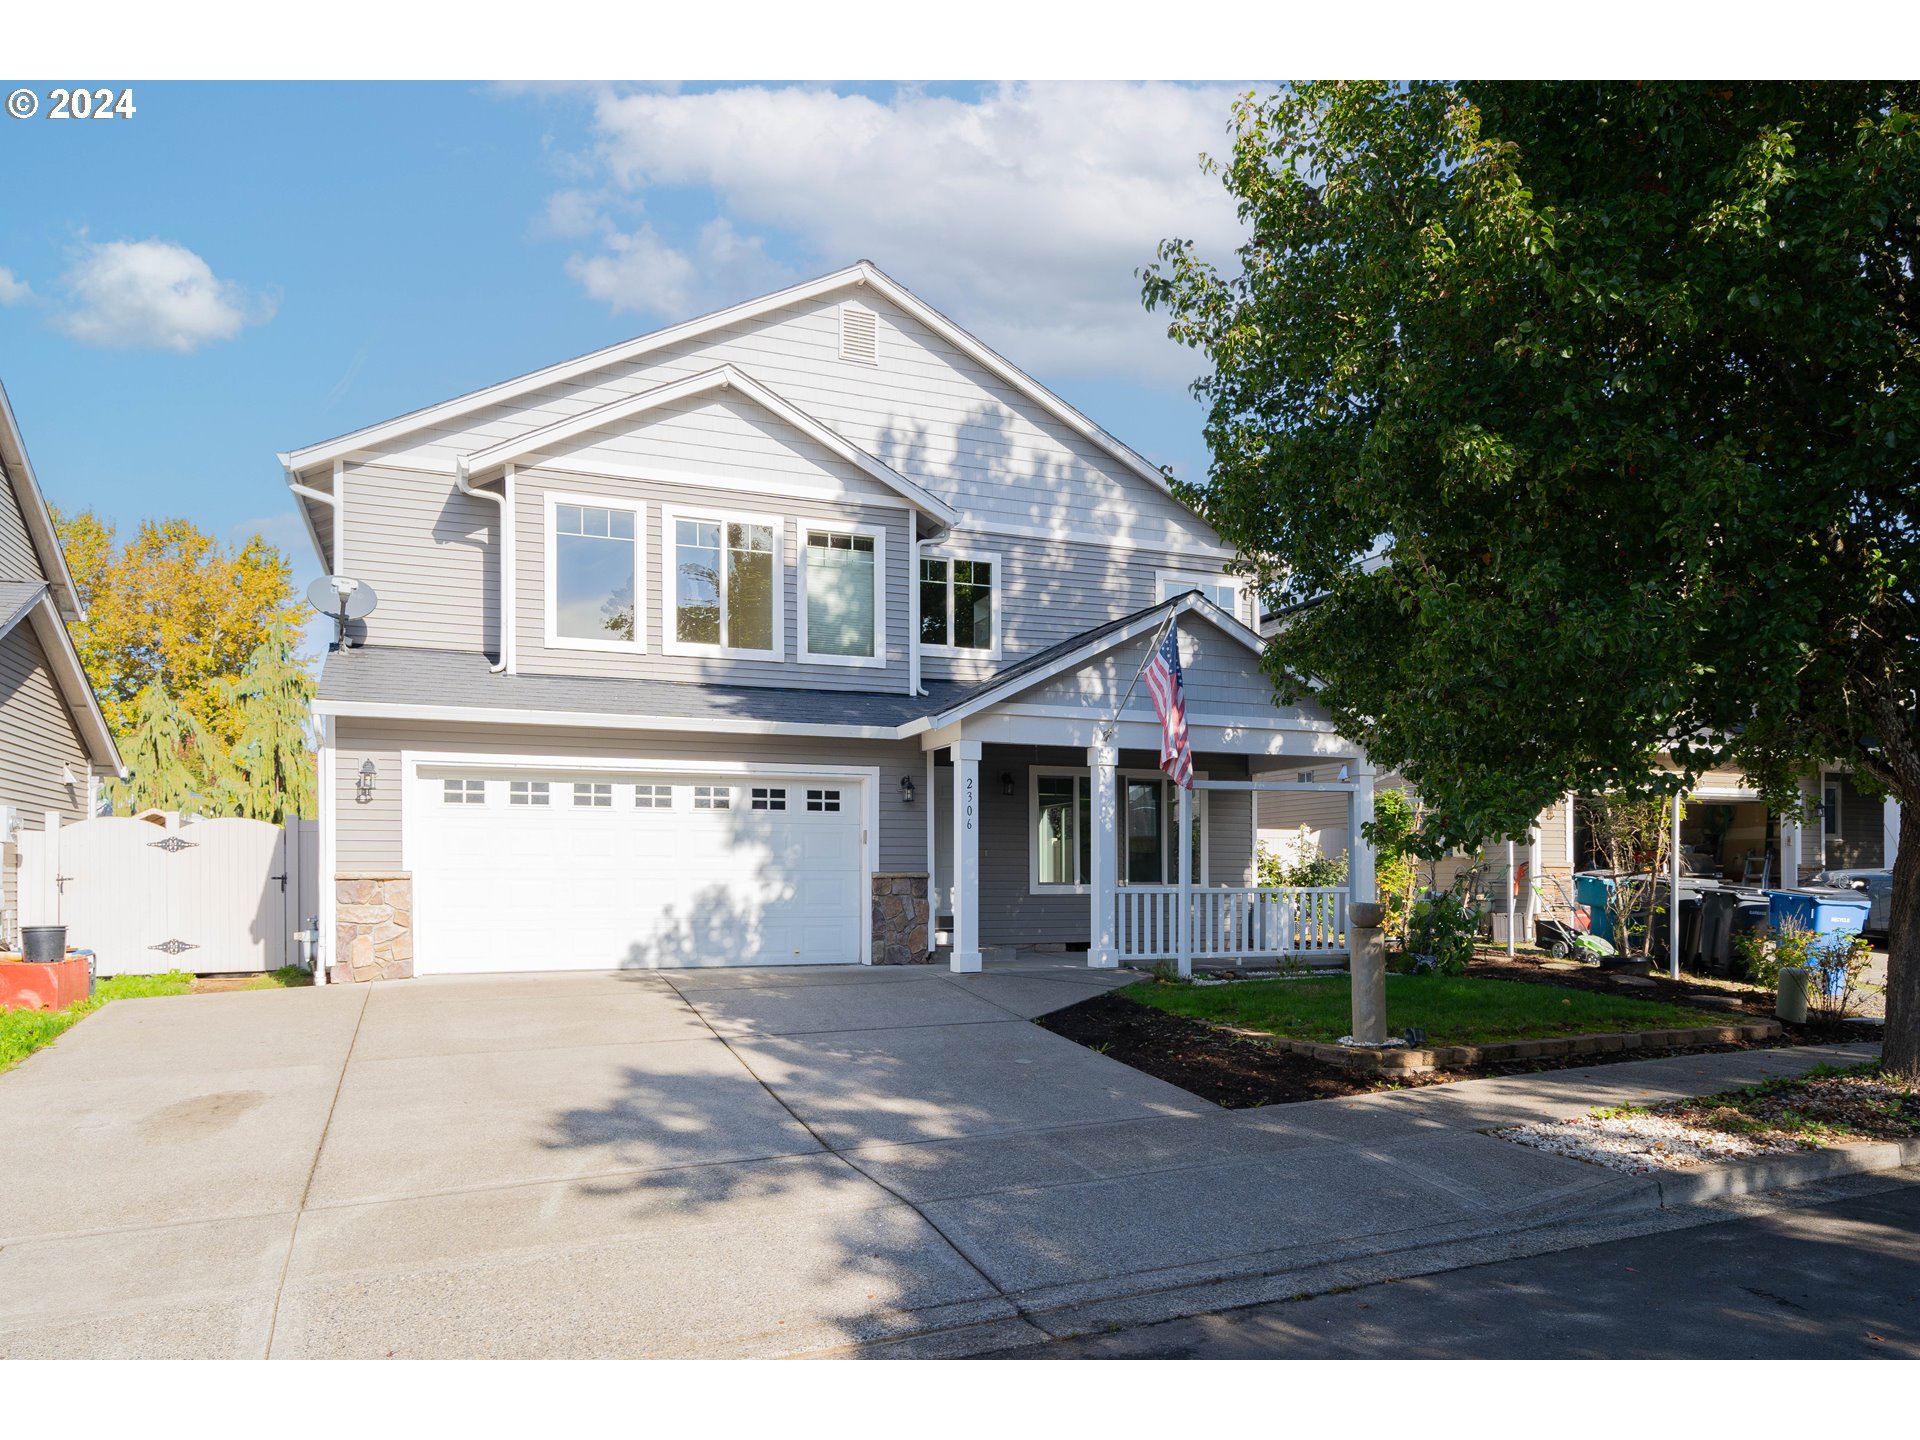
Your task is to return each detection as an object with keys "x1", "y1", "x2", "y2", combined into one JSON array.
[{"x1": 839, "y1": 303, "x2": 878, "y2": 365}]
